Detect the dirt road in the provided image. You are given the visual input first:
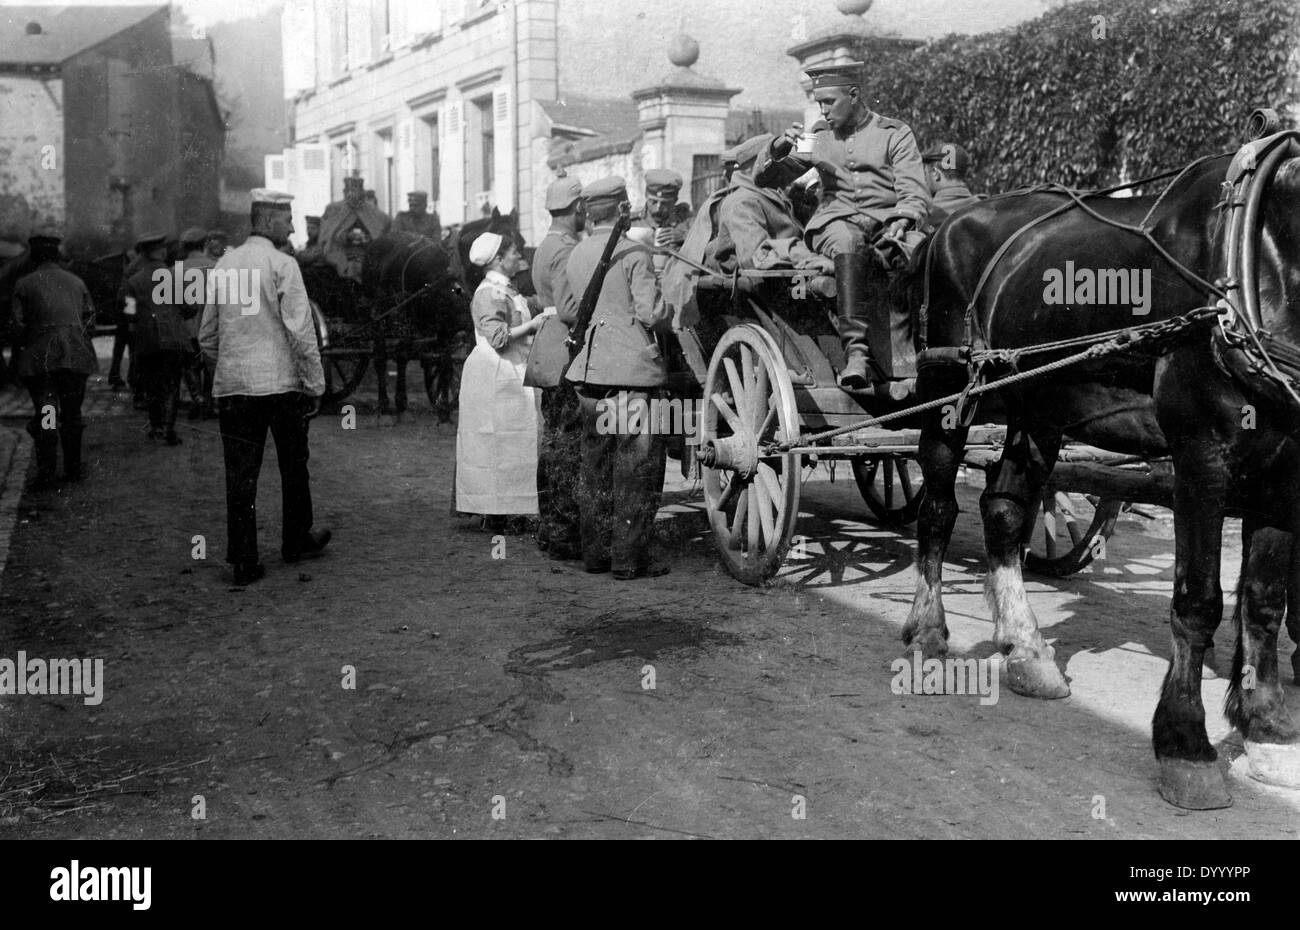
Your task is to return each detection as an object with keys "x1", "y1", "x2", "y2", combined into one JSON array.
[{"x1": 1, "y1": 373, "x2": 1298, "y2": 839}]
